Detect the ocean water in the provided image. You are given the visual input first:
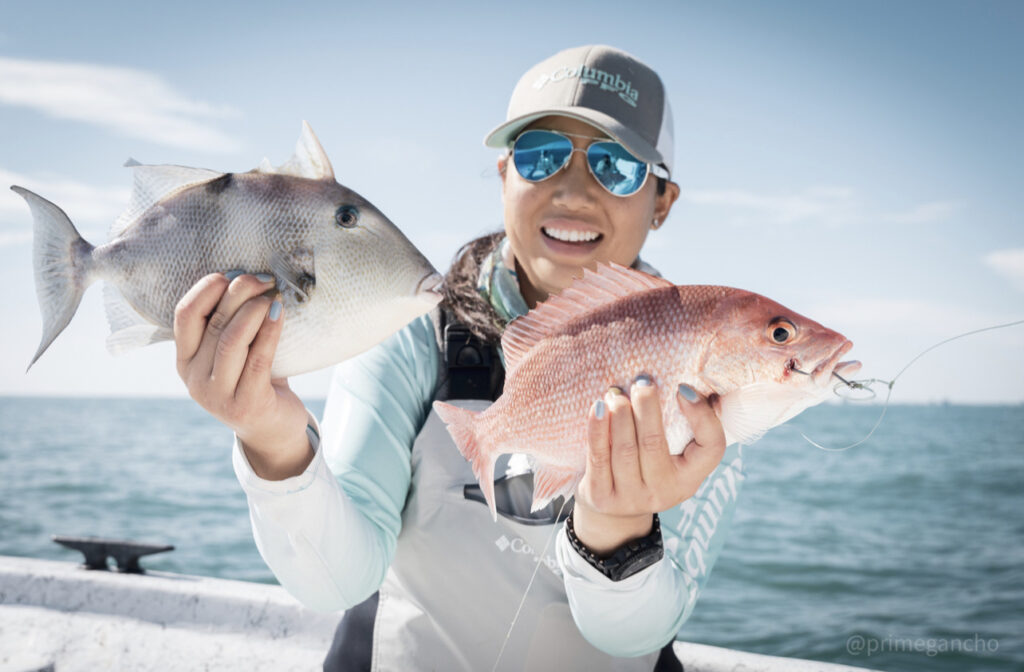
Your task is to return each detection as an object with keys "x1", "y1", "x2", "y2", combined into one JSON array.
[{"x1": 0, "y1": 397, "x2": 1021, "y2": 671}]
